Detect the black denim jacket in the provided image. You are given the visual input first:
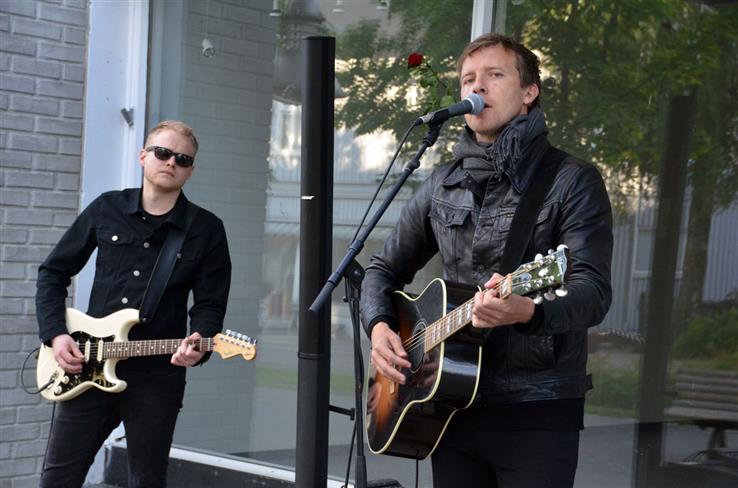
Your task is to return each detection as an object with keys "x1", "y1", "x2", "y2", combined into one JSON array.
[
  {"x1": 36, "y1": 188, "x2": 231, "y2": 369},
  {"x1": 360, "y1": 137, "x2": 613, "y2": 404}
]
